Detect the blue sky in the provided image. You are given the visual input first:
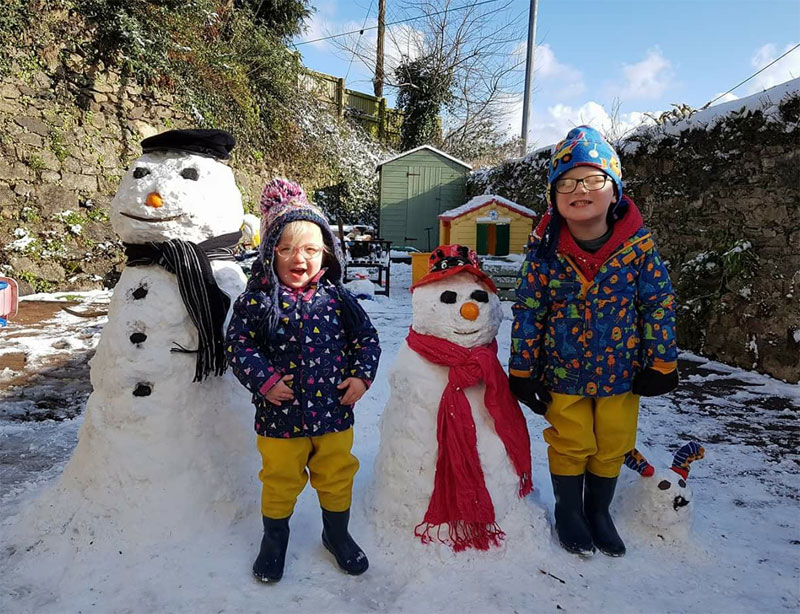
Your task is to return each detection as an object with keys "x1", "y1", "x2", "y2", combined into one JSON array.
[{"x1": 293, "y1": 0, "x2": 800, "y2": 148}]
